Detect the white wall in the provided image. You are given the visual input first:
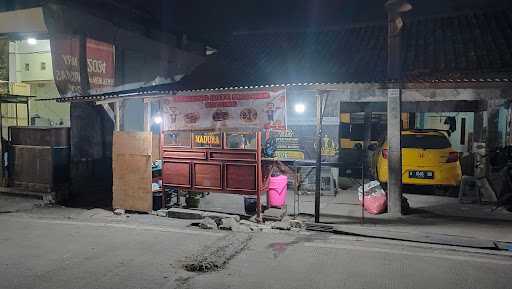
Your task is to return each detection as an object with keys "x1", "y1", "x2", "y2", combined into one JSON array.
[
  {"x1": 28, "y1": 80, "x2": 69, "y2": 126},
  {"x1": 8, "y1": 38, "x2": 70, "y2": 127},
  {"x1": 11, "y1": 39, "x2": 53, "y2": 82},
  {"x1": 418, "y1": 112, "x2": 474, "y2": 153}
]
